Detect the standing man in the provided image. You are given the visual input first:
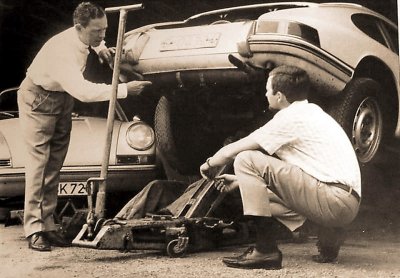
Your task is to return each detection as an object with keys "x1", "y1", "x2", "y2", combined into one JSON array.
[
  {"x1": 18, "y1": 2, "x2": 151, "y2": 251},
  {"x1": 200, "y1": 65, "x2": 361, "y2": 269}
]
